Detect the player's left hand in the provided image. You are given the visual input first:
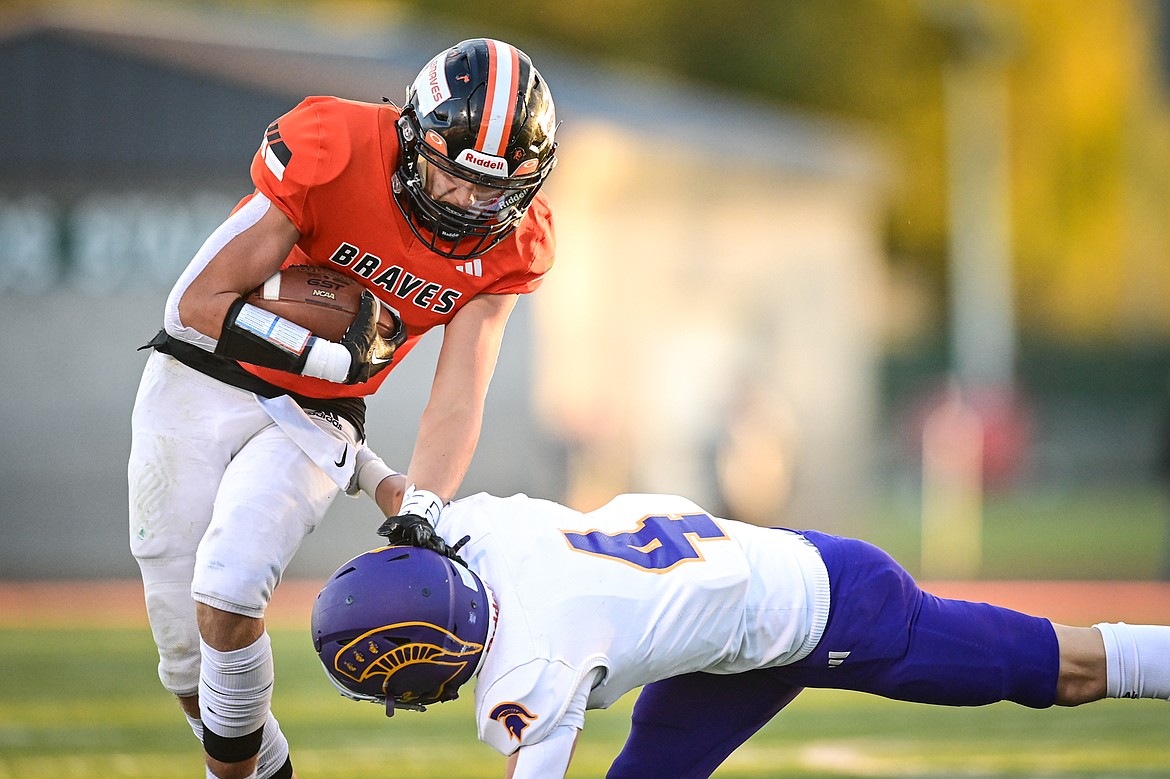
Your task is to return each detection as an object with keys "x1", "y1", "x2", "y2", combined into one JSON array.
[
  {"x1": 376, "y1": 513, "x2": 469, "y2": 566},
  {"x1": 341, "y1": 291, "x2": 400, "y2": 385}
]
